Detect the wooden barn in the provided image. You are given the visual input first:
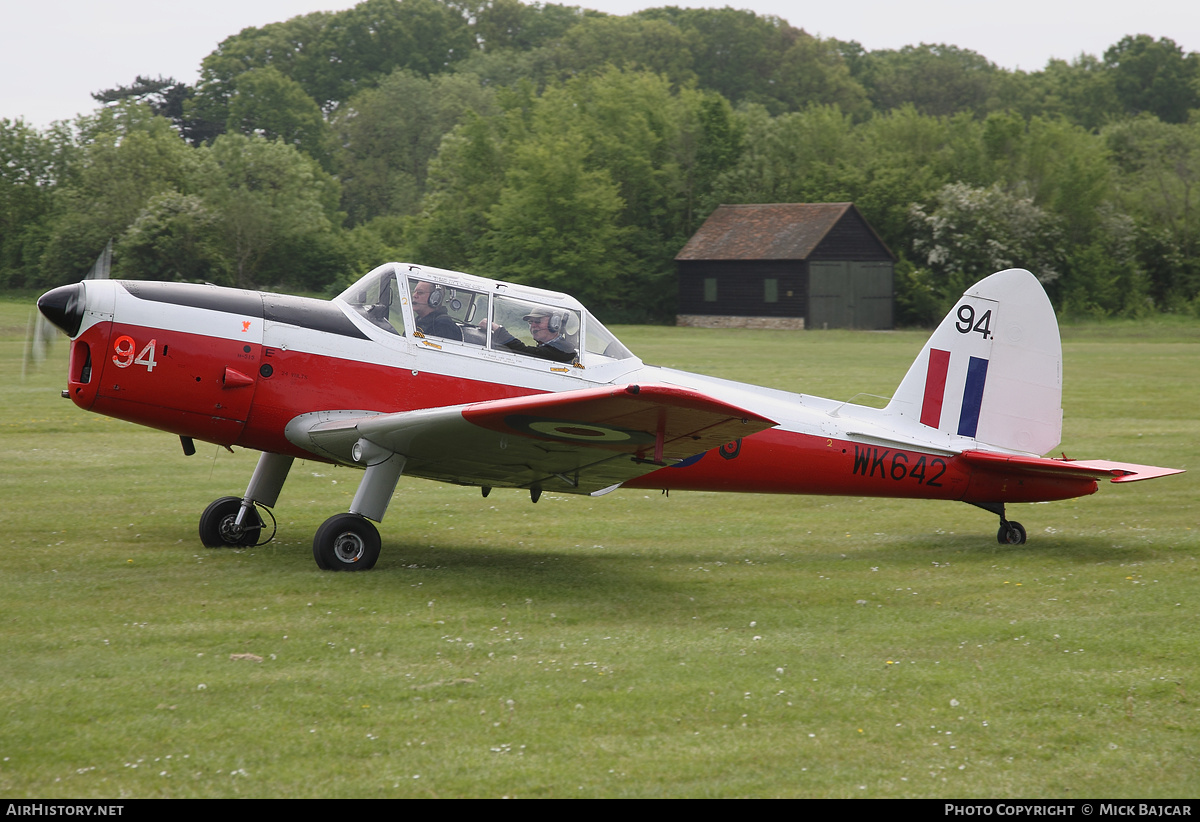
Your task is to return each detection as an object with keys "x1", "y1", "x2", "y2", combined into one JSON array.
[{"x1": 675, "y1": 203, "x2": 896, "y2": 330}]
